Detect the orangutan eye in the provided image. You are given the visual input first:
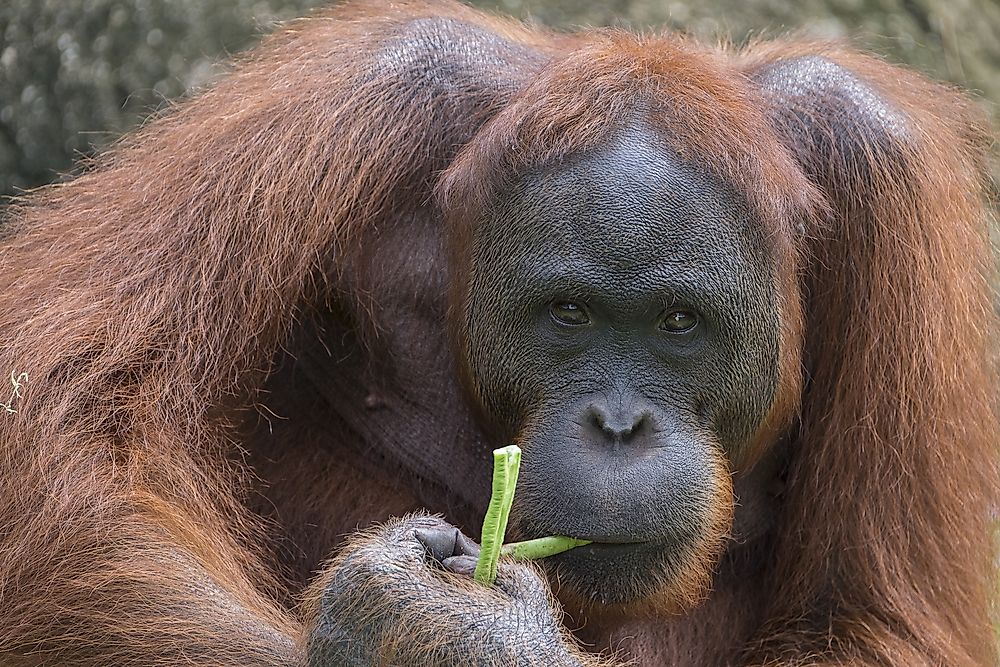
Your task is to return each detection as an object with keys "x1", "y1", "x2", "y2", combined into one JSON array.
[
  {"x1": 550, "y1": 301, "x2": 591, "y2": 326},
  {"x1": 659, "y1": 309, "x2": 699, "y2": 333}
]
